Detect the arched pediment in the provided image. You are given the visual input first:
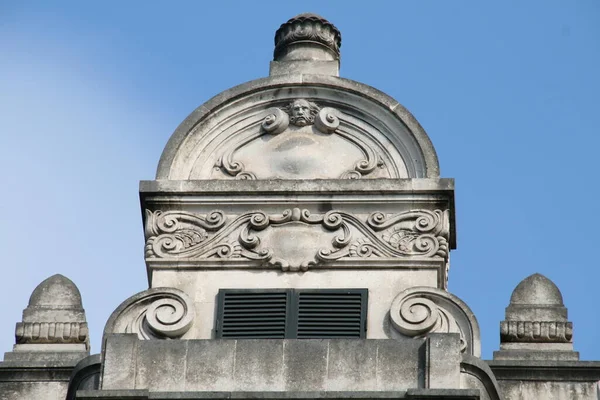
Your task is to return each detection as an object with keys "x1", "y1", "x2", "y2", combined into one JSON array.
[{"x1": 157, "y1": 75, "x2": 440, "y2": 180}]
